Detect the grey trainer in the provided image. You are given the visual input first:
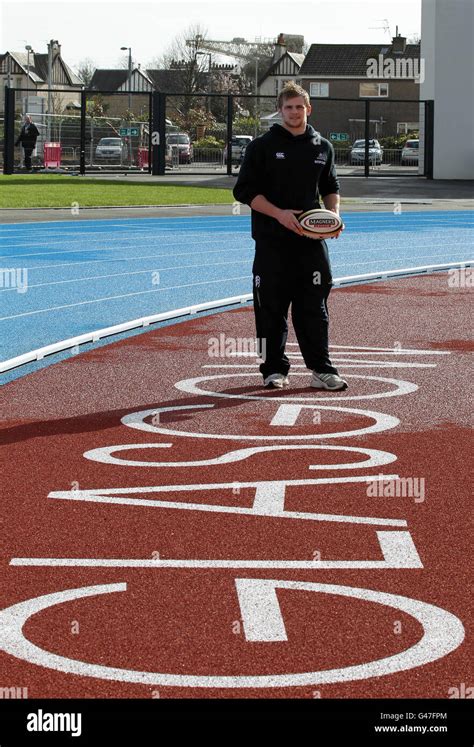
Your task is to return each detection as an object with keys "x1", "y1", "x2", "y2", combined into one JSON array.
[
  {"x1": 264, "y1": 373, "x2": 290, "y2": 389},
  {"x1": 311, "y1": 372, "x2": 348, "y2": 390}
]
